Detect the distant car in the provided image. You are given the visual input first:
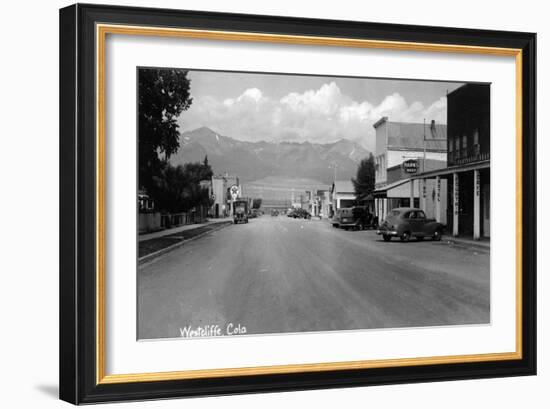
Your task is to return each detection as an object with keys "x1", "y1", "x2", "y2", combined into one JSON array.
[
  {"x1": 288, "y1": 208, "x2": 311, "y2": 219},
  {"x1": 233, "y1": 200, "x2": 249, "y2": 224},
  {"x1": 251, "y1": 208, "x2": 262, "y2": 218},
  {"x1": 377, "y1": 207, "x2": 443, "y2": 242},
  {"x1": 270, "y1": 210, "x2": 279, "y2": 217}
]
